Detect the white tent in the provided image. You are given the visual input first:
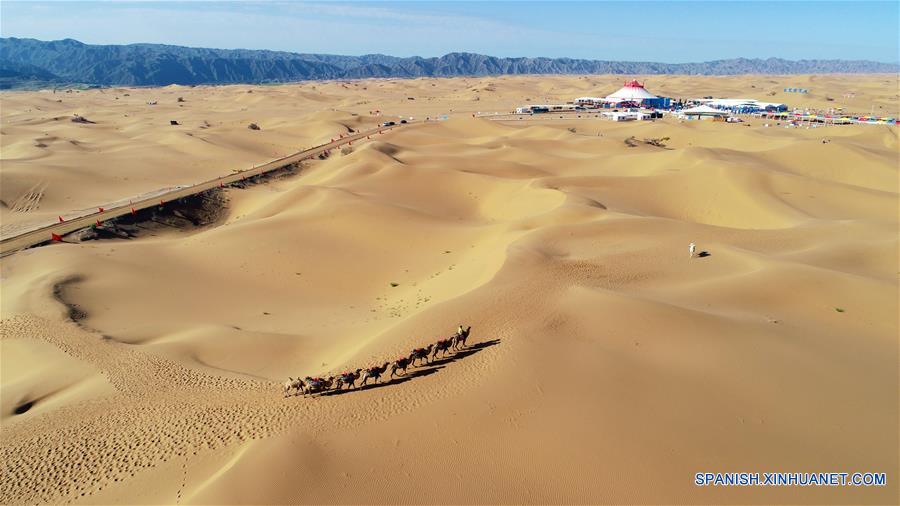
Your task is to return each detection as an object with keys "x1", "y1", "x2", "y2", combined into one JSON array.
[
  {"x1": 679, "y1": 105, "x2": 729, "y2": 119},
  {"x1": 707, "y1": 98, "x2": 758, "y2": 108},
  {"x1": 605, "y1": 80, "x2": 658, "y2": 103},
  {"x1": 706, "y1": 98, "x2": 786, "y2": 110}
]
